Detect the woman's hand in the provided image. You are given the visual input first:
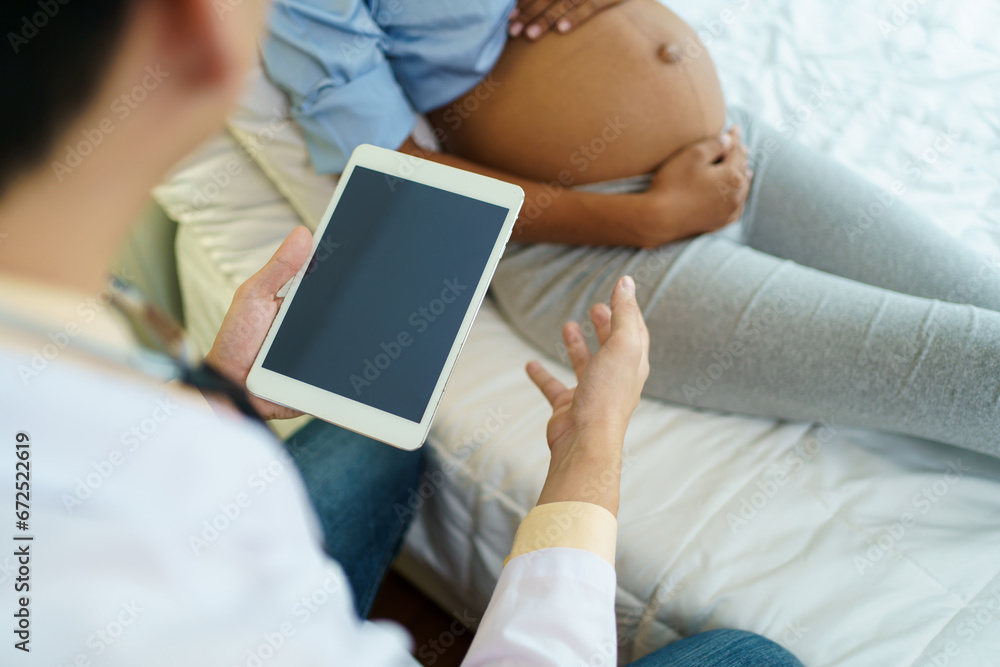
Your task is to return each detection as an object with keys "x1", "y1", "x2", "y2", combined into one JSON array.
[
  {"x1": 527, "y1": 276, "x2": 650, "y2": 515},
  {"x1": 205, "y1": 226, "x2": 312, "y2": 420},
  {"x1": 509, "y1": 0, "x2": 627, "y2": 40},
  {"x1": 634, "y1": 127, "x2": 752, "y2": 247}
]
